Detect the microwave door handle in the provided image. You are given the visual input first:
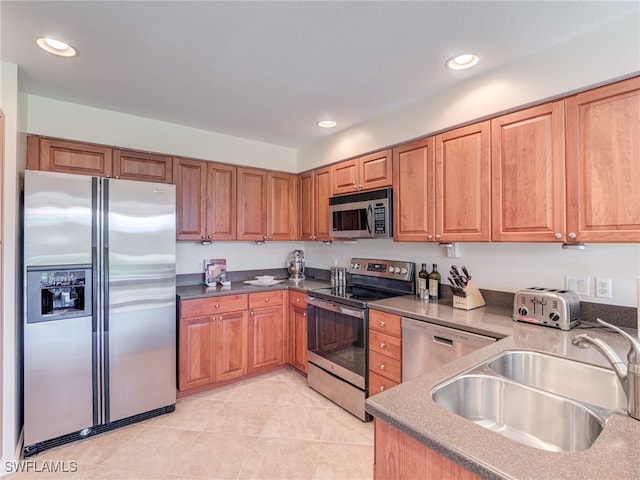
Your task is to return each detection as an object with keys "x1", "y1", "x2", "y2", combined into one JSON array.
[{"x1": 366, "y1": 204, "x2": 373, "y2": 236}]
